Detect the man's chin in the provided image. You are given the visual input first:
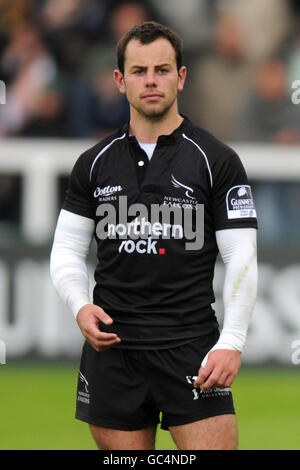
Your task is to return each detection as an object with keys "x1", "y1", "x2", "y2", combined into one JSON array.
[{"x1": 138, "y1": 105, "x2": 171, "y2": 121}]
